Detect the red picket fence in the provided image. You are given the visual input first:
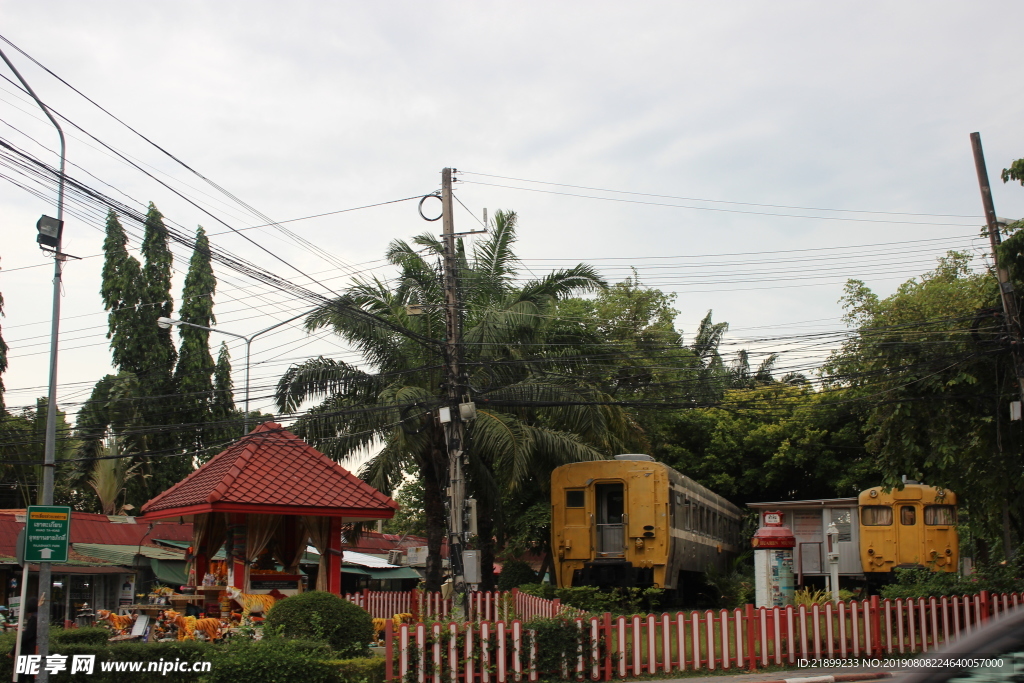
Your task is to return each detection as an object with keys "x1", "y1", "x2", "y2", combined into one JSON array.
[
  {"x1": 383, "y1": 591, "x2": 1024, "y2": 682},
  {"x1": 345, "y1": 589, "x2": 544, "y2": 622}
]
